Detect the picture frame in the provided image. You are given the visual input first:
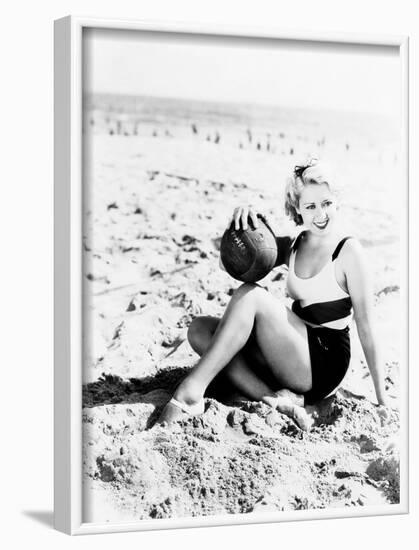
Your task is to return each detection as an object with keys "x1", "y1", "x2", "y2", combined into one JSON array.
[{"x1": 54, "y1": 15, "x2": 409, "y2": 535}]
